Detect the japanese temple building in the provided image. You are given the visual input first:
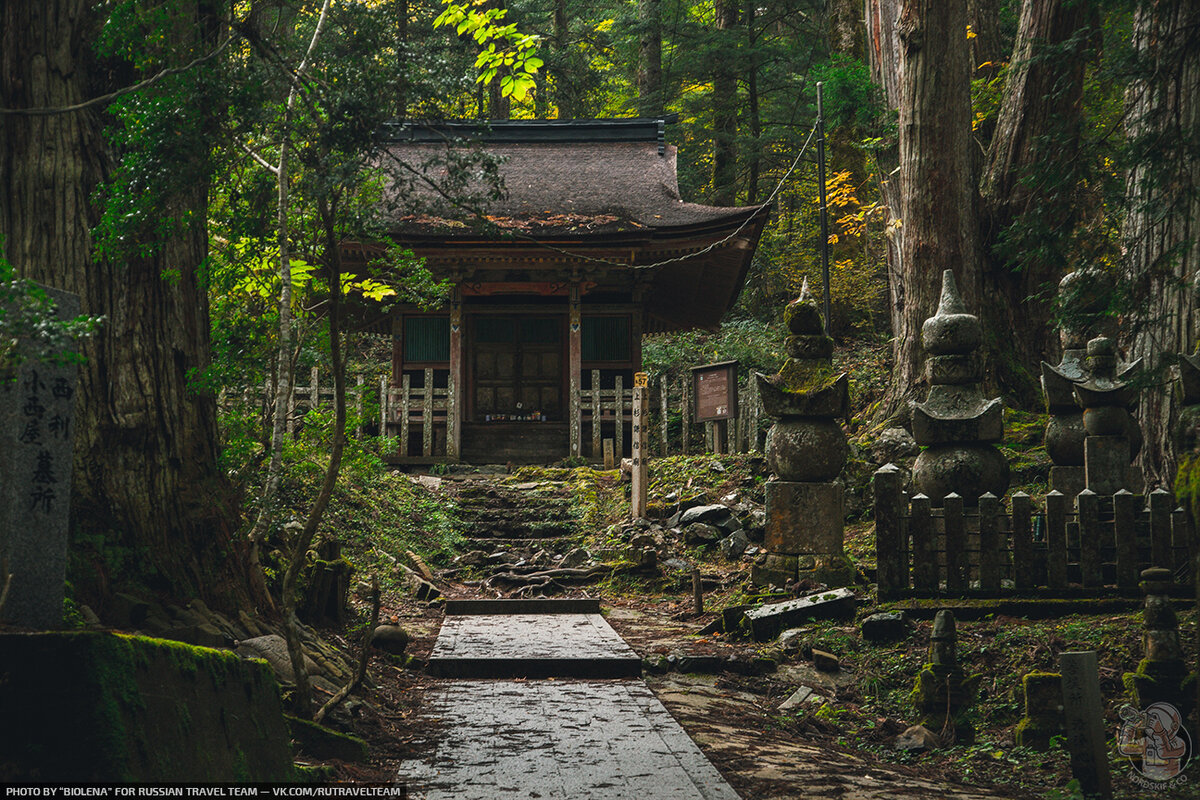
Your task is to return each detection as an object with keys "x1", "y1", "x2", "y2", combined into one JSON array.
[{"x1": 345, "y1": 119, "x2": 769, "y2": 464}]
